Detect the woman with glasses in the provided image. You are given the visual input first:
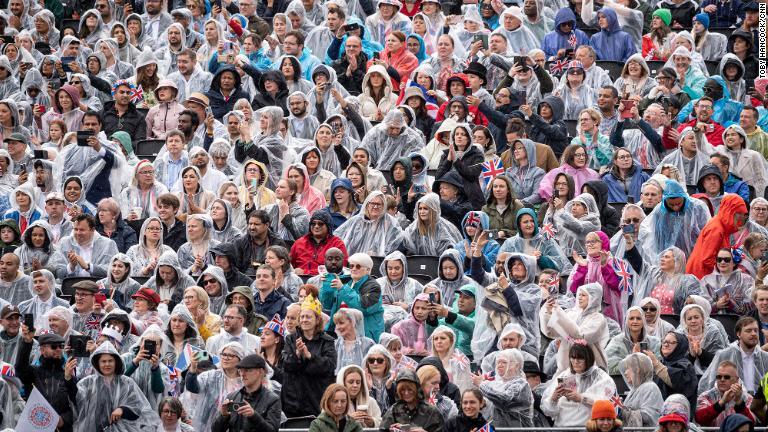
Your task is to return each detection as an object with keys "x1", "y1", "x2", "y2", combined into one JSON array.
[
  {"x1": 541, "y1": 343, "x2": 616, "y2": 427},
  {"x1": 538, "y1": 144, "x2": 599, "y2": 202},
  {"x1": 630, "y1": 246, "x2": 702, "y2": 315},
  {"x1": 95, "y1": 197, "x2": 138, "y2": 253},
  {"x1": 126, "y1": 217, "x2": 174, "y2": 277},
  {"x1": 571, "y1": 108, "x2": 613, "y2": 171},
  {"x1": 749, "y1": 198, "x2": 768, "y2": 228},
  {"x1": 605, "y1": 306, "x2": 661, "y2": 375},
  {"x1": 282, "y1": 295, "x2": 337, "y2": 422},
  {"x1": 158, "y1": 396, "x2": 194, "y2": 431},
  {"x1": 120, "y1": 161, "x2": 169, "y2": 221},
  {"x1": 602, "y1": 148, "x2": 651, "y2": 203},
  {"x1": 363, "y1": 345, "x2": 397, "y2": 413},
  {"x1": 647, "y1": 331, "x2": 698, "y2": 410},
  {"x1": 552, "y1": 61, "x2": 596, "y2": 121},
  {"x1": 701, "y1": 248, "x2": 755, "y2": 315},
  {"x1": 182, "y1": 286, "x2": 222, "y2": 342},
  {"x1": 335, "y1": 191, "x2": 403, "y2": 256},
  {"x1": 237, "y1": 160, "x2": 275, "y2": 214}
]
